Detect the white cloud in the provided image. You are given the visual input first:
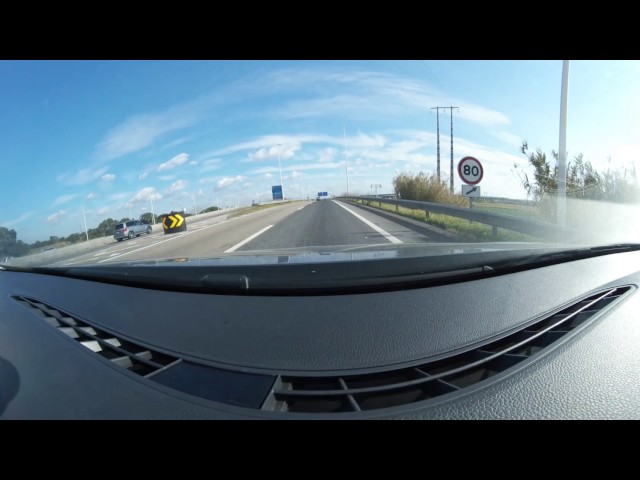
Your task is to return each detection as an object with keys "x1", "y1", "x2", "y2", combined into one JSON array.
[
  {"x1": 263, "y1": 67, "x2": 510, "y2": 128},
  {"x1": 489, "y1": 130, "x2": 523, "y2": 148},
  {"x1": 189, "y1": 160, "x2": 198, "y2": 166},
  {"x1": 250, "y1": 162, "x2": 343, "y2": 175},
  {"x1": 217, "y1": 175, "x2": 246, "y2": 189},
  {"x1": 200, "y1": 158, "x2": 223, "y2": 172},
  {"x1": 130, "y1": 187, "x2": 162, "y2": 203},
  {"x1": 198, "y1": 176, "x2": 217, "y2": 185},
  {"x1": 319, "y1": 147, "x2": 336, "y2": 163},
  {"x1": 290, "y1": 171, "x2": 302, "y2": 179},
  {"x1": 47, "y1": 210, "x2": 67, "y2": 223},
  {"x1": 86, "y1": 192, "x2": 98, "y2": 200},
  {"x1": 264, "y1": 173, "x2": 274, "y2": 179},
  {"x1": 96, "y1": 207, "x2": 110, "y2": 215},
  {"x1": 4, "y1": 211, "x2": 36, "y2": 227},
  {"x1": 204, "y1": 134, "x2": 339, "y2": 158},
  {"x1": 346, "y1": 132, "x2": 386, "y2": 149},
  {"x1": 95, "y1": 105, "x2": 199, "y2": 162},
  {"x1": 101, "y1": 173, "x2": 116, "y2": 182},
  {"x1": 57, "y1": 166, "x2": 108, "y2": 186},
  {"x1": 455, "y1": 104, "x2": 510, "y2": 127},
  {"x1": 162, "y1": 135, "x2": 195, "y2": 150},
  {"x1": 207, "y1": 133, "x2": 385, "y2": 167},
  {"x1": 166, "y1": 179, "x2": 188, "y2": 194},
  {"x1": 158, "y1": 152, "x2": 189, "y2": 171},
  {"x1": 108, "y1": 192, "x2": 132, "y2": 201},
  {"x1": 52, "y1": 194, "x2": 79, "y2": 207},
  {"x1": 249, "y1": 142, "x2": 301, "y2": 162},
  {"x1": 138, "y1": 171, "x2": 150, "y2": 180},
  {"x1": 159, "y1": 175, "x2": 177, "y2": 181},
  {"x1": 242, "y1": 182, "x2": 253, "y2": 187}
]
